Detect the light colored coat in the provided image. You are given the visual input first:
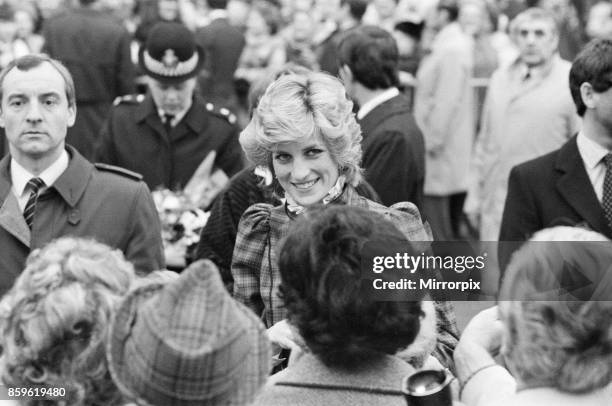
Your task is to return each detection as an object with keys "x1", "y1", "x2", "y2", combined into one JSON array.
[
  {"x1": 465, "y1": 55, "x2": 580, "y2": 240},
  {"x1": 414, "y1": 22, "x2": 475, "y2": 195}
]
